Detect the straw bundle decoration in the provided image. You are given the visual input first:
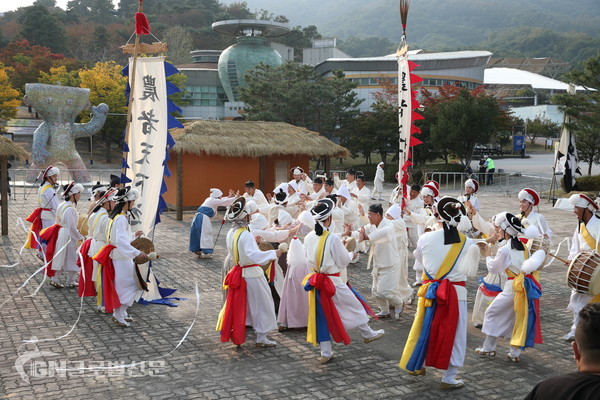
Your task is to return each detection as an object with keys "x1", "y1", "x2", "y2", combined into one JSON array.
[{"x1": 171, "y1": 120, "x2": 350, "y2": 159}]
